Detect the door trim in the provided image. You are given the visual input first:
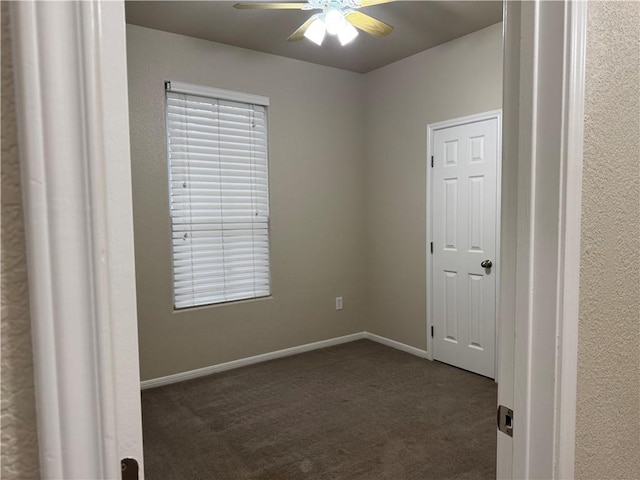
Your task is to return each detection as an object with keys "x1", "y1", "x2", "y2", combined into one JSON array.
[
  {"x1": 505, "y1": 1, "x2": 587, "y2": 477},
  {"x1": 10, "y1": 1, "x2": 143, "y2": 477},
  {"x1": 425, "y1": 109, "x2": 503, "y2": 382},
  {"x1": 554, "y1": 2, "x2": 587, "y2": 477}
]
